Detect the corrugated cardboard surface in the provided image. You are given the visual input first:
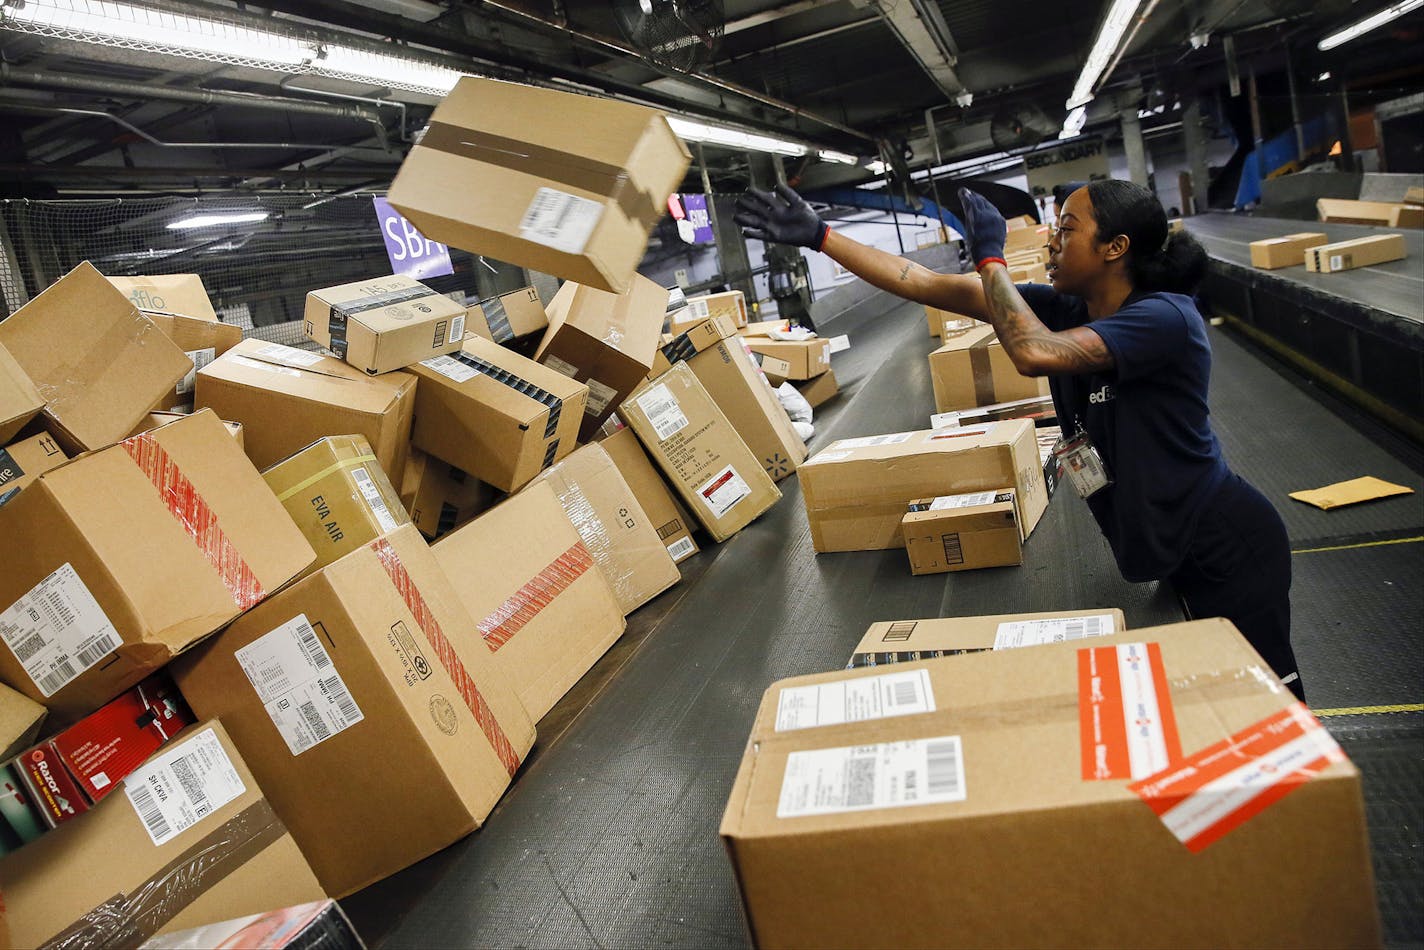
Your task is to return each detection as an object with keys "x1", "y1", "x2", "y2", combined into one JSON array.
[
  {"x1": 129, "y1": 412, "x2": 244, "y2": 446},
  {"x1": 598, "y1": 426, "x2": 699, "y2": 564},
  {"x1": 1305, "y1": 234, "x2": 1408, "y2": 273},
  {"x1": 1004, "y1": 223, "x2": 1052, "y2": 255},
  {"x1": 141, "y1": 311, "x2": 244, "y2": 411},
  {"x1": 0, "y1": 431, "x2": 67, "y2": 500},
  {"x1": 929, "y1": 324, "x2": 1050, "y2": 412},
  {"x1": 794, "y1": 368, "x2": 839, "y2": 409},
  {"x1": 303, "y1": 275, "x2": 466, "y2": 375},
  {"x1": 399, "y1": 447, "x2": 497, "y2": 540},
  {"x1": 743, "y1": 338, "x2": 831, "y2": 380},
  {"x1": 848, "y1": 608, "x2": 1129, "y2": 666},
  {"x1": 105, "y1": 274, "x2": 218, "y2": 321},
  {"x1": 901, "y1": 494, "x2": 1021, "y2": 574},
  {"x1": 0, "y1": 342, "x2": 42, "y2": 446},
  {"x1": 1248, "y1": 232, "x2": 1327, "y2": 269},
  {"x1": 0, "y1": 680, "x2": 45, "y2": 759},
  {"x1": 721, "y1": 618, "x2": 1380, "y2": 949}
]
